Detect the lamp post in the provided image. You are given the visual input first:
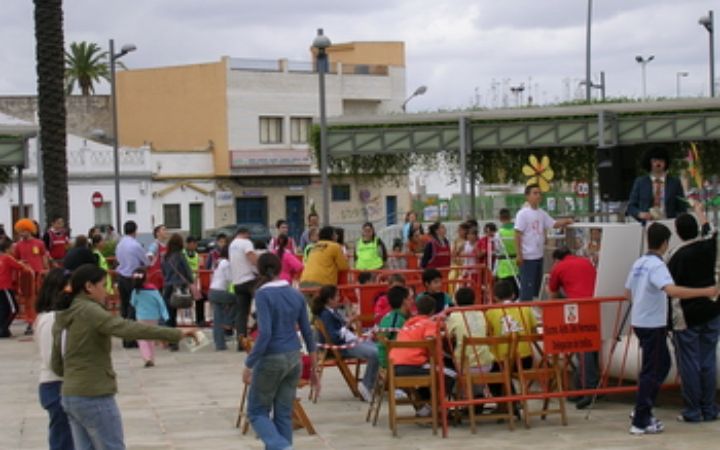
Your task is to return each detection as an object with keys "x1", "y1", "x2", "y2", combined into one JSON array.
[
  {"x1": 699, "y1": 10, "x2": 715, "y2": 97},
  {"x1": 109, "y1": 39, "x2": 136, "y2": 234},
  {"x1": 676, "y1": 71, "x2": 689, "y2": 98},
  {"x1": 401, "y1": 85, "x2": 428, "y2": 112},
  {"x1": 312, "y1": 29, "x2": 331, "y2": 226},
  {"x1": 585, "y1": 0, "x2": 593, "y2": 102},
  {"x1": 635, "y1": 55, "x2": 654, "y2": 100}
]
